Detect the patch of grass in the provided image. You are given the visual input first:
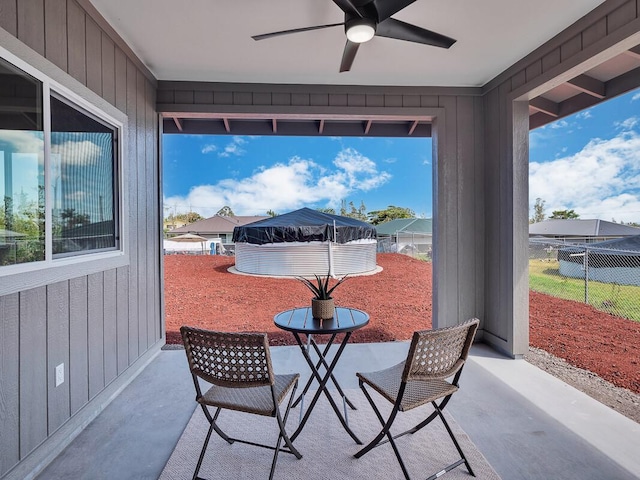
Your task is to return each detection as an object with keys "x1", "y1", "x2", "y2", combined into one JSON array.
[{"x1": 529, "y1": 259, "x2": 640, "y2": 322}]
